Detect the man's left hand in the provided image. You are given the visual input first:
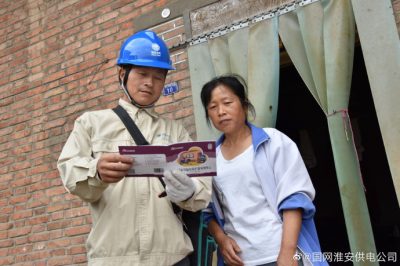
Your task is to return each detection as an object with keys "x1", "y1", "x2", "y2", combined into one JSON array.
[{"x1": 163, "y1": 170, "x2": 196, "y2": 203}]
